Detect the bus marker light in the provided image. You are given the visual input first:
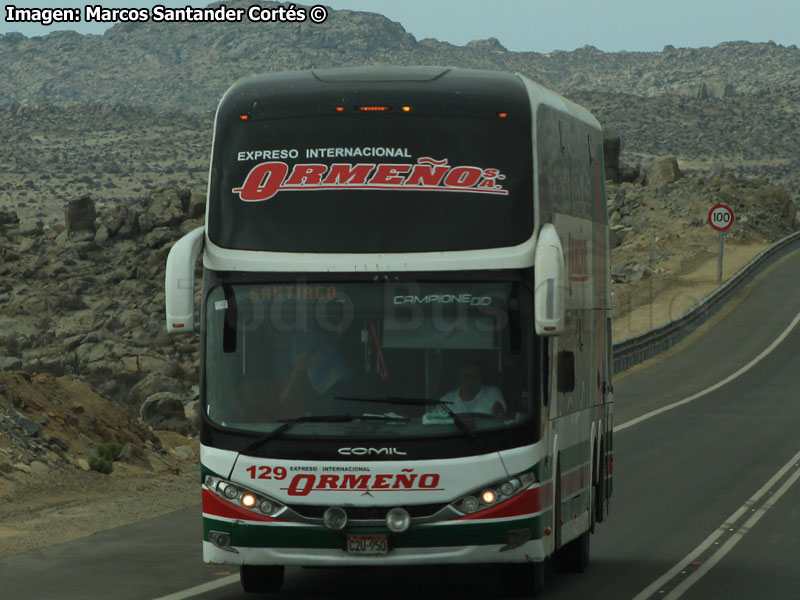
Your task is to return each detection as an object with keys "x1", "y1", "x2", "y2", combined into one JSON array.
[
  {"x1": 356, "y1": 105, "x2": 391, "y2": 112},
  {"x1": 241, "y1": 493, "x2": 257, "y2": 508},
  {"x1": 386, "y1": 508, "x2": 411, "y2": 533},
  {"x1": 238, "y1": 114, "x2": 251, "y2": 121},
  {"x1": 171, "y1": 323, "x2": 184, "y2": 328},
  {"x1": 497, "y1": 112, "x2": 508, "y2": 118},
  {"x1": 544, "y1": 526, "x2": 553, "y2": 536},
  {"x1": 334, "y1": 106, "x2": 345, "y2": 112},
  {"x1": 401, "y1": 105, "x2": 412, "y2": 112},
  {"x1": 323, "y1": 506, "x2": 348, "y2": 531}
]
